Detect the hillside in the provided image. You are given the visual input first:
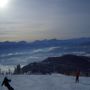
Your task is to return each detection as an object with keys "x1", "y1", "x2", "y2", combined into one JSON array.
[{"x1": 21, "y1": 54, "x2": 90, "y2": 75}]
